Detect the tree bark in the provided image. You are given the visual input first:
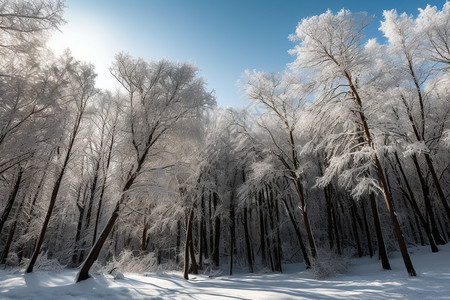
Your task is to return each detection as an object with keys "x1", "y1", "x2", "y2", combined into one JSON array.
[
  {"x1": 76, "y1": 200, "x2": 120, "y2": 282},
  {"x1": 361, "y1": 200, "x2": 373, "y2": 258},
  {"x1": 350, "y1": 202, "x2": 362, "y2": 258},
  {"x1": 27, "y1": 90, "x2": 88, "y2": 273},
  {"x1": 347, "y1": 73, "x2": 415, "y2": 276},
  {"x1": 212, "y1": 192, "x2": 220, "y2": 267},
  {"x1": 369, "y1": 193, "x2": 391, "y2": 270},
  {"x1": 281, "y1": 196, "x2": 311, "y2": 269},
  {"x1": 141, "y1": 215, "x2": 148, "y2": 251},
  {"x1": 243, "y1": 206, "x2": 254, "y2": 273},
  {"x1": 411, "y1": 154, "x2": 446, "y2": 245},
  {"x1": 184, "y1": 207, "x2": 197, "y2": 280},
  {"x1": 393, "y1": 152, "x2": 438, "y2": 252},
  {"x1": 0, "y1": 168, "x2": 23, "y2": 235}
]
